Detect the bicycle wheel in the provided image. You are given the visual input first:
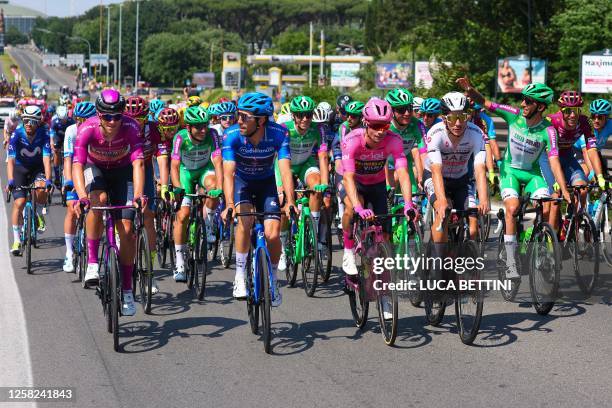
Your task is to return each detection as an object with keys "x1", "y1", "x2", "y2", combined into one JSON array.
[
  {"x1": 25, "y1": 207, "x2": 33, "y2": 275},
  {"x1": 221, "y1": 217, "x2": 234, "y2": 269},
  {"x1": 528, "y1": 222, "x2": 560, "y2": 315},
  {"x1": 109, "y1": 248, "x2": 121, "y2": 352},
  {"x1": 319, "y1": 208, "x2": 333, "y2": 283},
  {"x1": 155, "y1": 209, "x2": 165, "y2": 267},
  {"x1": 347, "y1": 264, "x2": 369, "y2": 329},
  {"x1": 194, "y1": 221, "x2": 208, "y2": 301},
  {"x1": 167, "y1": 212, "x2": 176, "y2": 271},
  {"x1": 285, "y1": 218, "x2": 298, "y2": 287},
  {"x1": 210, "y1": 215, "x2": 220, "y2": 261},
  {"x1": 423, "y1": 242, "x2": 446, "y2": 326},
  {"x1": 137, "y1": 230, "x2": 153, "y2": 313},
  {"x1": 375, "y1": 241, "x2": 398, "y2": 346},
  {"x1": 455, "y1": 240, "x2": 484, "y2": 345},
  {"x1": 99, "y1": 249, "x2": 112, "y2": 334},
  {"x1": 246, "y1": 249, "x2": 259, "y2": 334},
  {"x1": 496, "y1": 227, "x2": 520, "y2": 301},
  {"x1": 257, "y1": 247, "x2": 272, "y2": 354},
  {"x1": 407, "y1": 223, "x2": 424, "y2": 307},
  {"x1": 573, "y1": 214, "x2": 599, "y2": 296},
  {"x1": 301, "y1": 213, "x2": 319, "y2": 297}
]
